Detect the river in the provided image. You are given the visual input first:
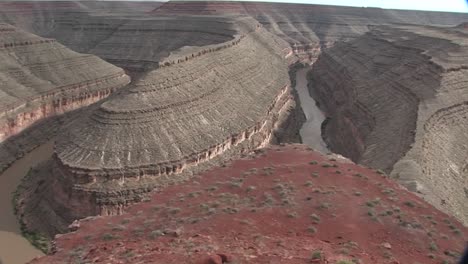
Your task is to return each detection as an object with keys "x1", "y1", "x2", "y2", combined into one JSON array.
[
  {"x1": 294, "y1": 68, "x2": 329, "y2": 153},
  {"x1": 0, "y1": 141, "x2": 53, "y2": 264}
]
